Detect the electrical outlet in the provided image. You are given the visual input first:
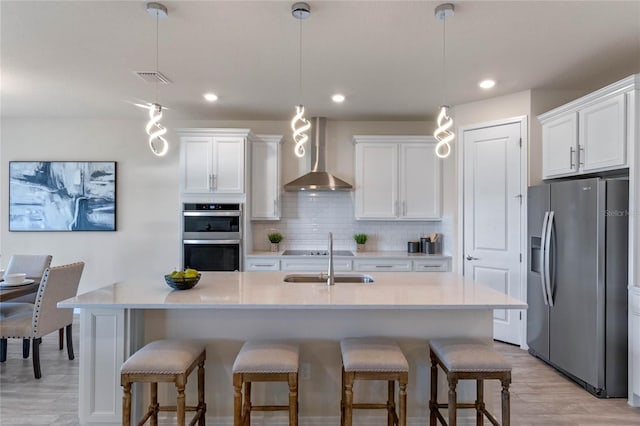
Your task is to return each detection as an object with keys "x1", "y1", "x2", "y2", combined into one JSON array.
[{"x1": 300, "y1": 362, "x2": 311, "y2": 380}]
